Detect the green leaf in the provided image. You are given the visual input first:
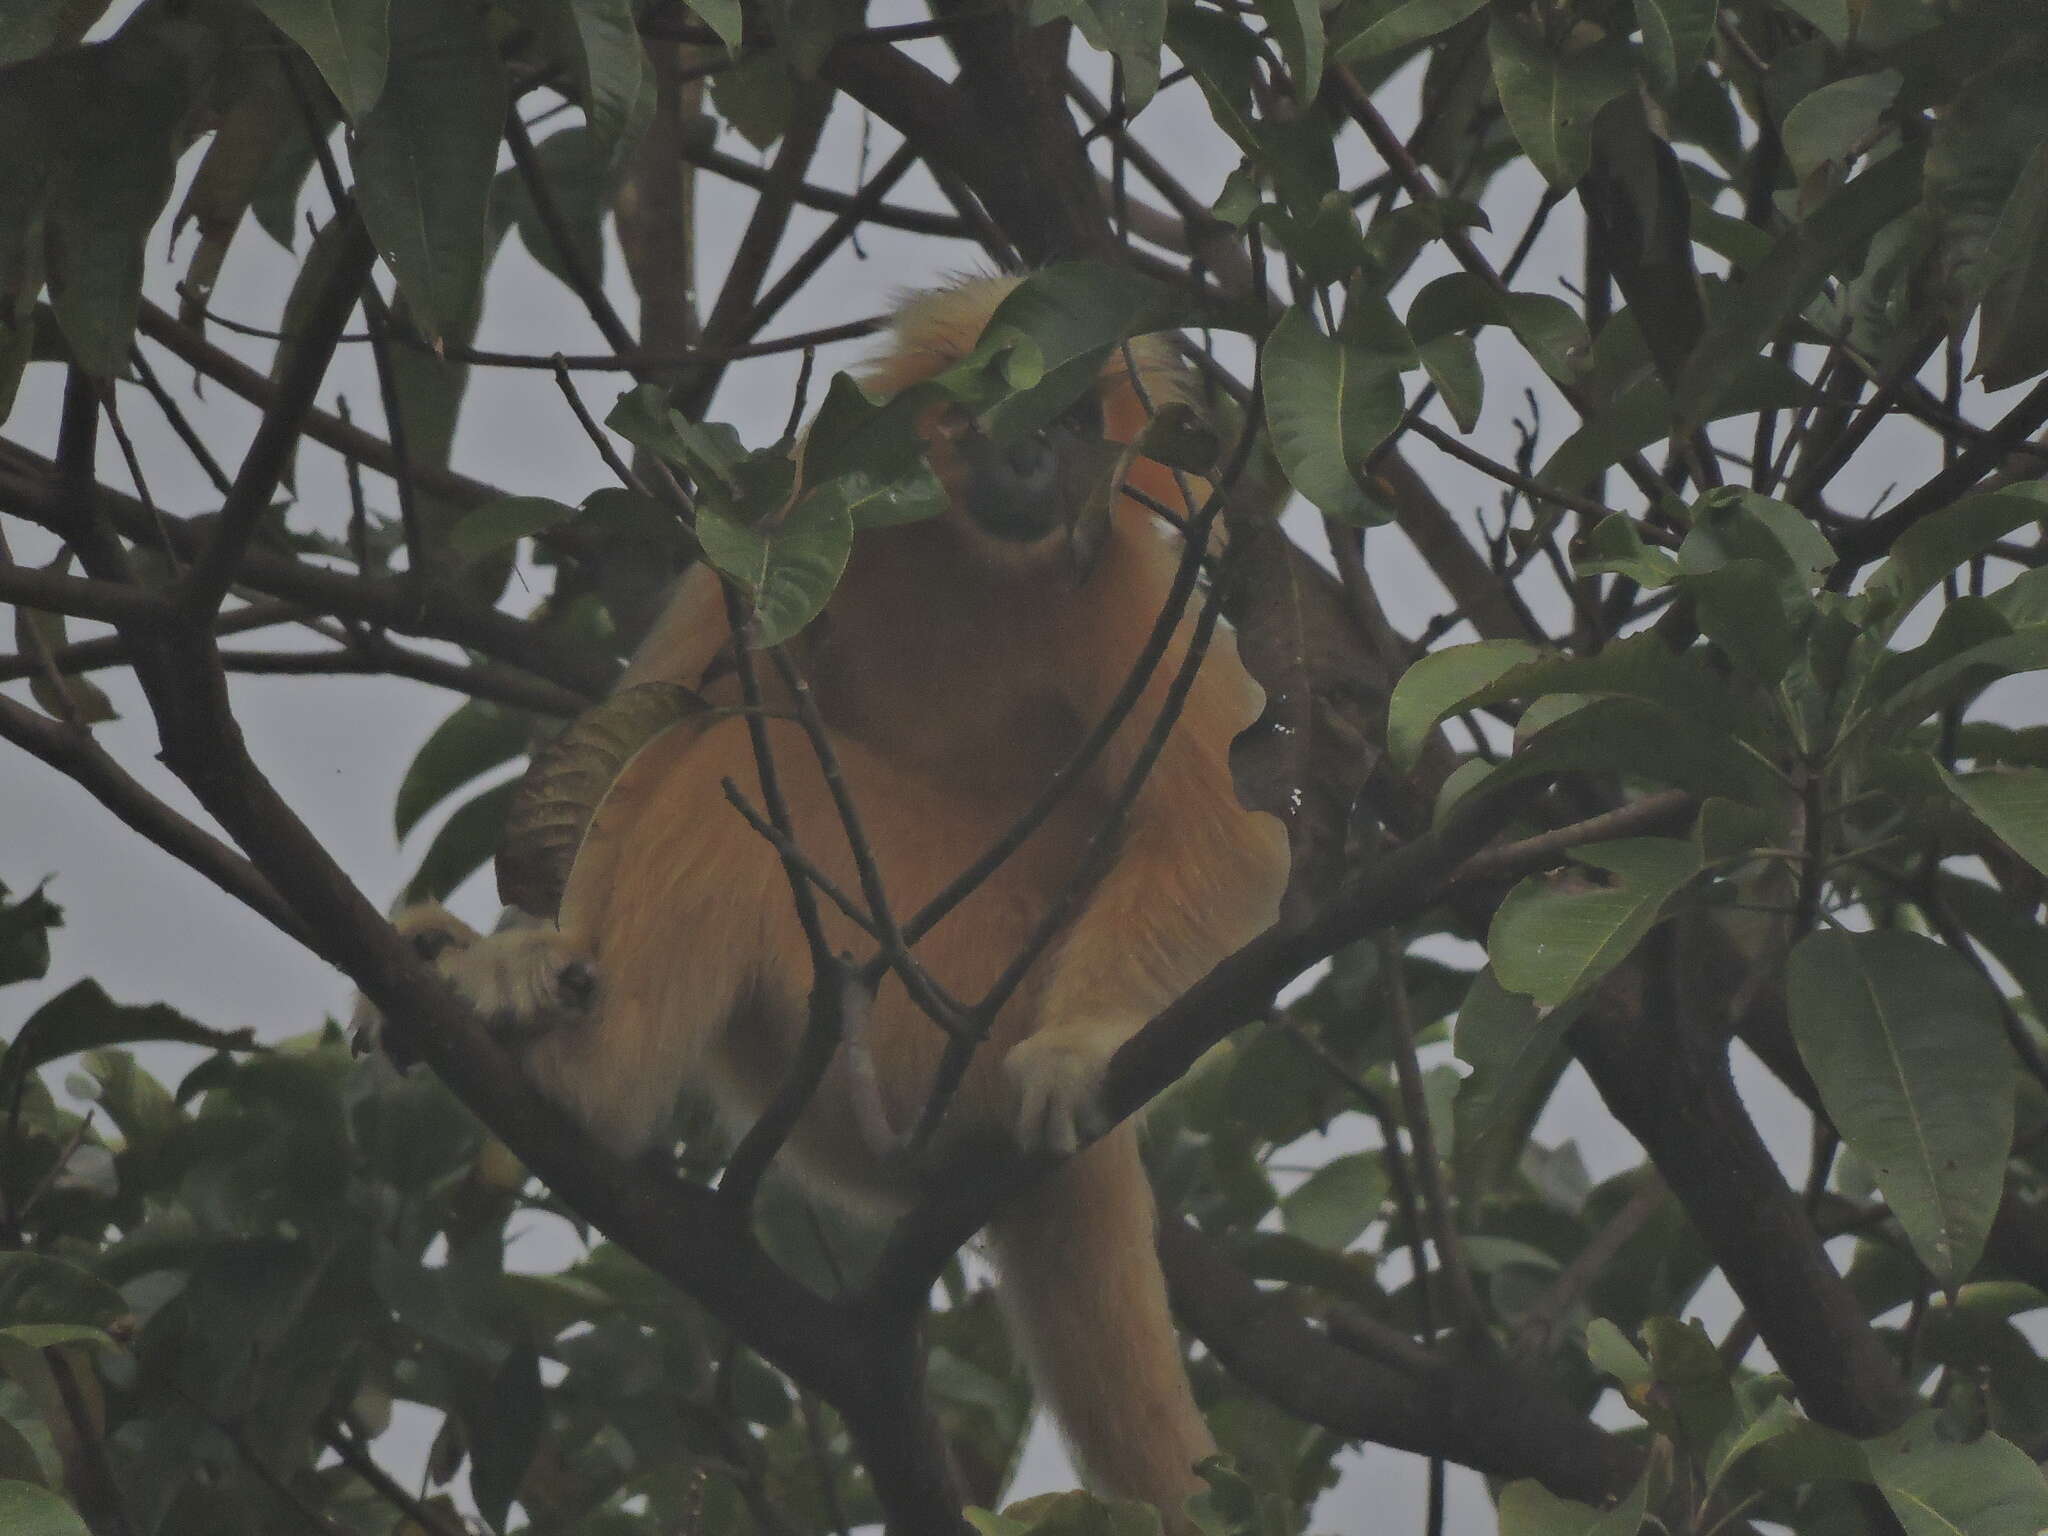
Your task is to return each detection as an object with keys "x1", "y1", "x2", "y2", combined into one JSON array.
[
  {"x1": 0, "y1": 1253, "x2": 126, "y2": 1329},
  {"x1": 0, "y1": 0, "x2": 103, "y2": 67},
  {"x1": 962, "y1": 263, "x2": 1190, "y2": 437},
  {"x1": 696, "y1": 492, "x2": 854, "y2": 648},
  {"x1": 1775, "y1": 0, "x2": 1848, "y2": 45},
  {"x1": 496, "y1": 124, "x2": 613, "y2": 298},
  {"x1": 1487, "y1": 17, "x2": 1632, "y2": 190},
  {"x1": 1973, "y1": 142, "x2": 2048, "y2": 390},
  {"x1": 1705, "y1": 1395, "x2": 1803, "y2": 1494},
  {"x1": 403, "y1": 778, "x2": 519, "y2": 904},
  {"x1": 1636, "y1": 0, "x2": 1716, "y2": 94},
  {"x1": 252, "y1": 0, "x2": 391, "y2": 119},
  {"x1": 804, "y1": 466, "x2": 948, "y2": 531},
  {"x1": 466, "y1": 1344, "x2": 545, "y2": 1533},
  {"x1": 1331, "y1": 0, "x2": 1489, "y2": 64},
  {"x1": 0, "y1": 1481, "x2": 90, "y2": 1536},
  {"x1": 1387, "y1": 640, "x2": 1545, "y2": 771},
  {"x1": 1452, "y1": 969, "x2": 1576, "y2": 1194},
  {"x1": 1787, "y1": 930, "x2": 2013, "y2": 1288},
  {"x1": 1575, "y1": 513, "x2": 1677, "y2": 587},
  {"x1": 682, "y1": 0, "x2": 742, "y2": 49},
  {"x1": 1489, "y1": 839, "x2": 1702, "y2": 1007},
  {"x1": 1417, "y1": 333, "x2": 1483, "y2": 431},
  {"x1": 1280, "y1": 1153, "x2": 1387, "y2": 1251},
  {"x1": 395, "y1": 699, "x2": 532, "y2": 840},
  {"x1": 1262, "y1": 306, "x2": 1406, "y2": 524},
  {"x1": 1255, "y1": 0, "x2": 1323, "y2": 102},
  {"x1": 1672, "y1": 144, "x2": 1924, "y2": 431},
  {"x1": 1498, "y1": 1472, "x2": 1647, "y2": 1535},
  {"x1": 447, "y1": 497, "x2": 580, "y2": 560},
  {"x1": 1033, "y1": 0, "x2": 1167, "y2": 110},
  {"x1": 1942, "y1": 767, "x2": 2048, "y2": 880},
  {"x1": 1585, "y1": 1318, "x2": 1653, "y2": 1390},
  {"x1": 0, "y1": 882, "x2": 60, "y2": 988},
  {"x1": 353, "y1": 0, "x2": 506, "y2": 340},
  {"x1": 0, "y1": 982, "x2": 254, "y2": 1115},
  {"x1": 23, "y1": 32, "x2": 205, "y2": 377},
  {"x1": 564, "y1": 0, "x2": 653, "y2": 151},
  {"x1": 1408, "y1": 271, "x2": 1590, "y2": 384},
  {"x1": 1540, "y1": 354, "x2": 1810, "y2": 488},
  {"x1": 1781, "y1": 70, "x2": 1902, "y2": 184},
  {"x1": 1862, "y1": 484, "x2": 2048, "y2": 638},
  {"x1": 1865, "y1": 1415, "x2": 2048, "y2": 1536}
]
